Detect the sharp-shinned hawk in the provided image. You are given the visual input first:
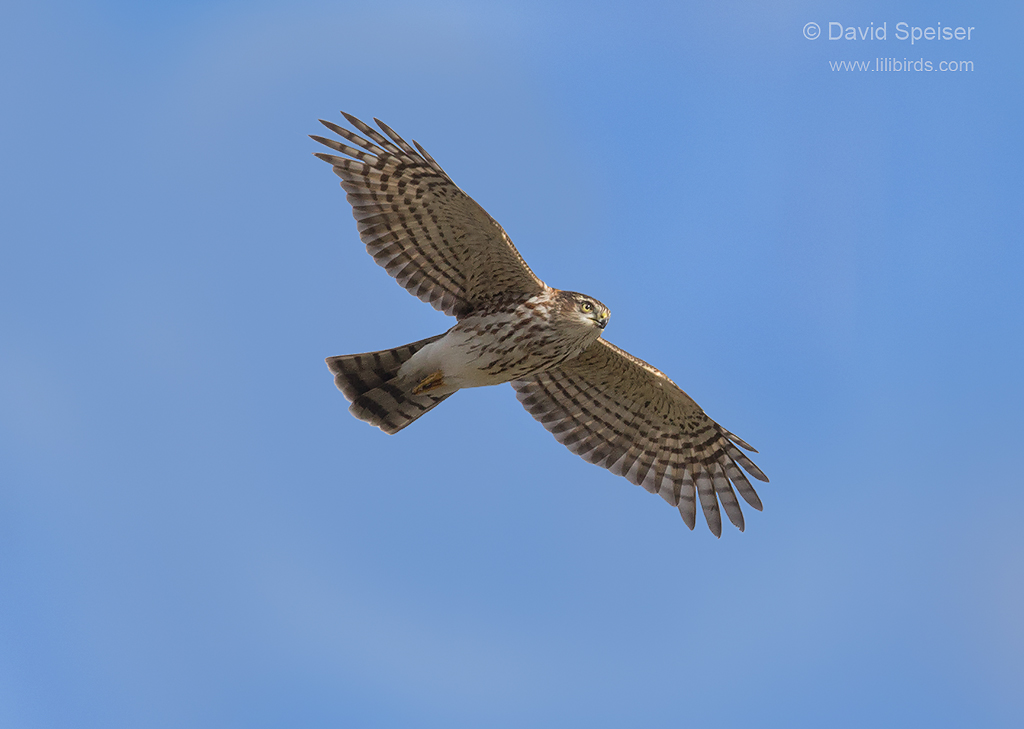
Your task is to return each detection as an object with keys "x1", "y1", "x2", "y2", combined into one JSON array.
[{"x1": 313, "y1": 113, "x2": 769, "y2": 536}]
